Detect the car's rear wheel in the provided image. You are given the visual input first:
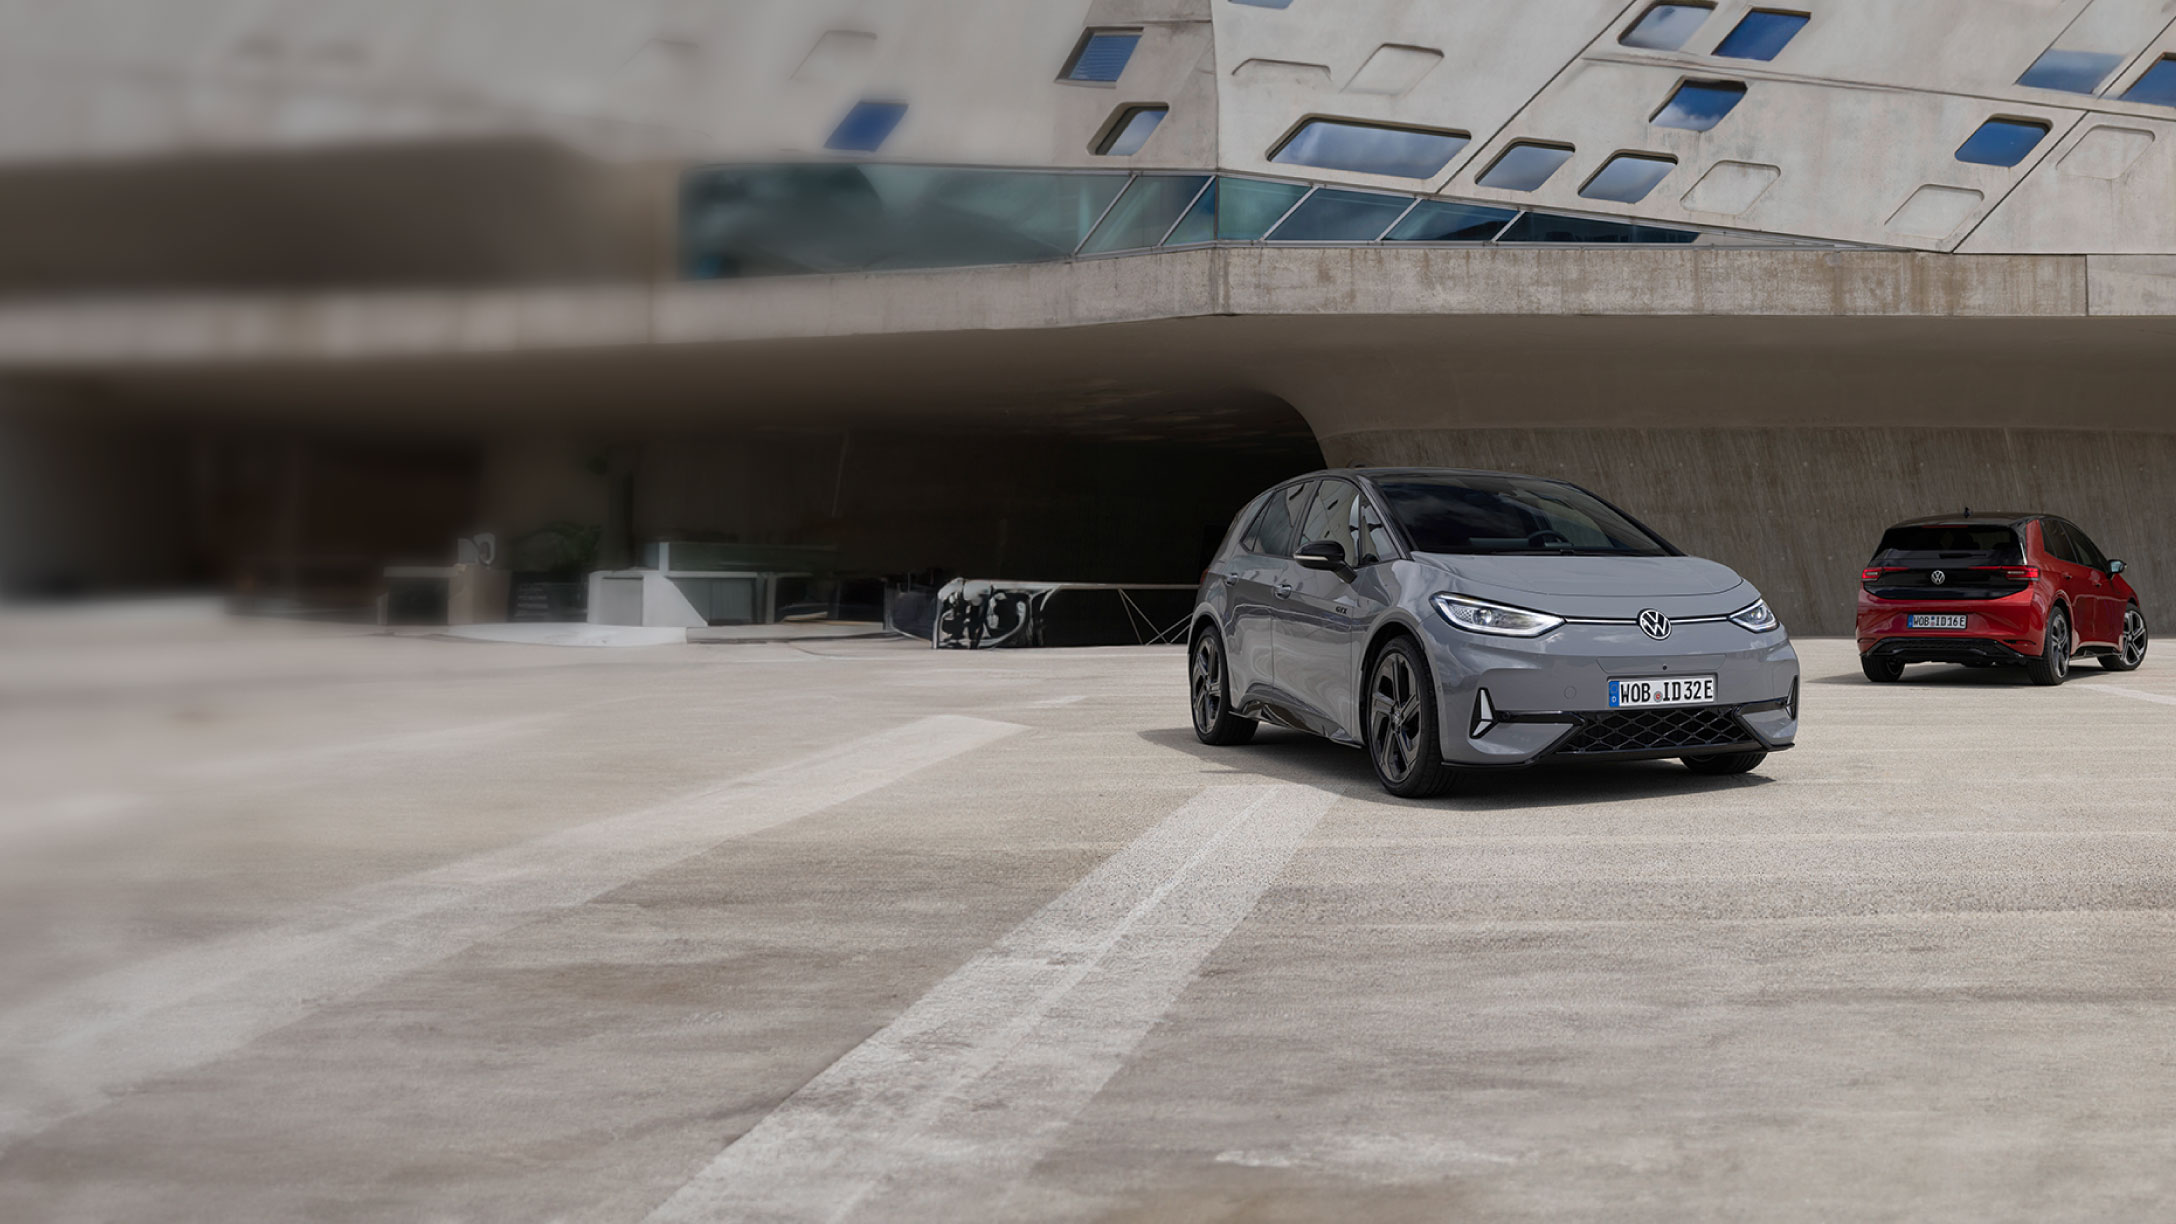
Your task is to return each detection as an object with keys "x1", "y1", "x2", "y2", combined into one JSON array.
[
  {"x1": 2100, "y1": 605, "x2": 2149, "y2": 672},
  {"x1": 2025, "y1": 606, "x2": 2072, "y2": 686},
  {"x1": 1682, "y1": 750, "x2": 1768, "y2": 775},
  {"x1": 1364, "y1": 637, "x2": 1459, "y2": 798},
  {"x1": 1190, "y1": 625, "x2": 1257, "y2": 745},
  {"x1": 1861, "y1": 655, "x2": 1904, "y2": 683}
]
